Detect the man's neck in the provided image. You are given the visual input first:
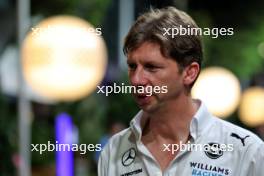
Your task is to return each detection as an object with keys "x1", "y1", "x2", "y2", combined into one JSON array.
[{"x1": 141, "y1": 96, "x2": 199, "y2": 143}]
